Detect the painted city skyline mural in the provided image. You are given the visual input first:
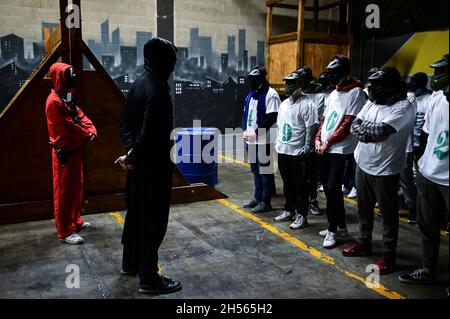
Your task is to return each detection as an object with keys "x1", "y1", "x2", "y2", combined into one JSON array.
[{"x1": 0, "y1": 20, "x2": 265, "y2": 131}]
